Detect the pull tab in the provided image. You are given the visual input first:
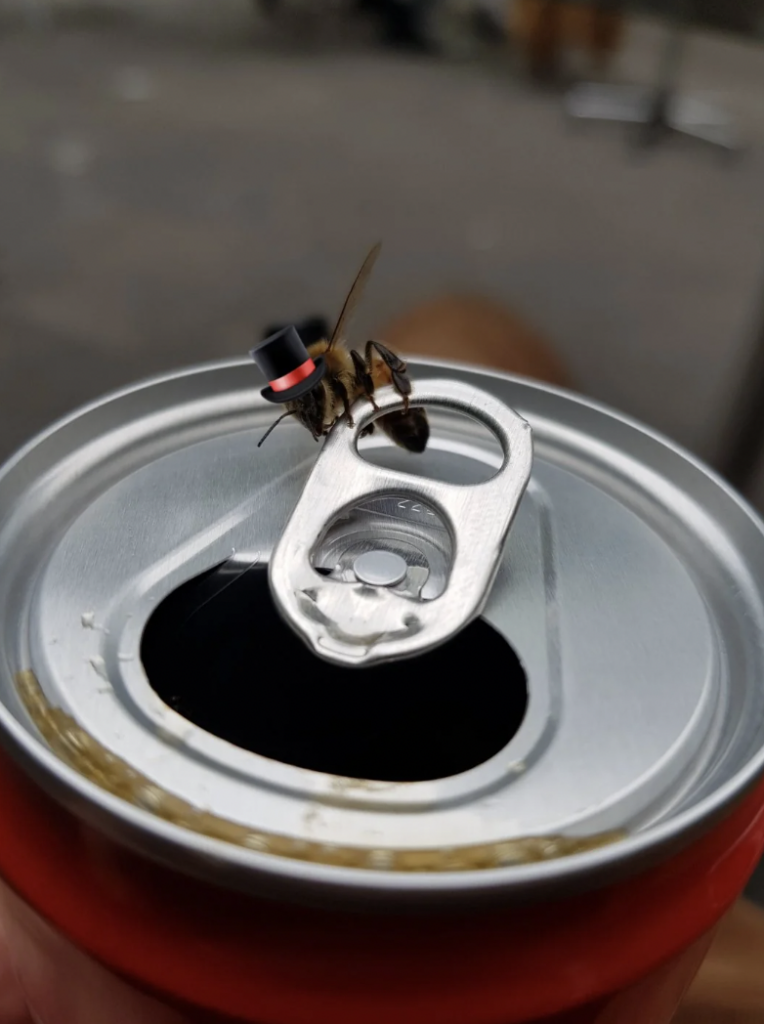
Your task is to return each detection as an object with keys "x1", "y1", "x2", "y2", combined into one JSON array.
[{"x1": 269, "y1": 378, "x2": 533, "y2": 667}]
